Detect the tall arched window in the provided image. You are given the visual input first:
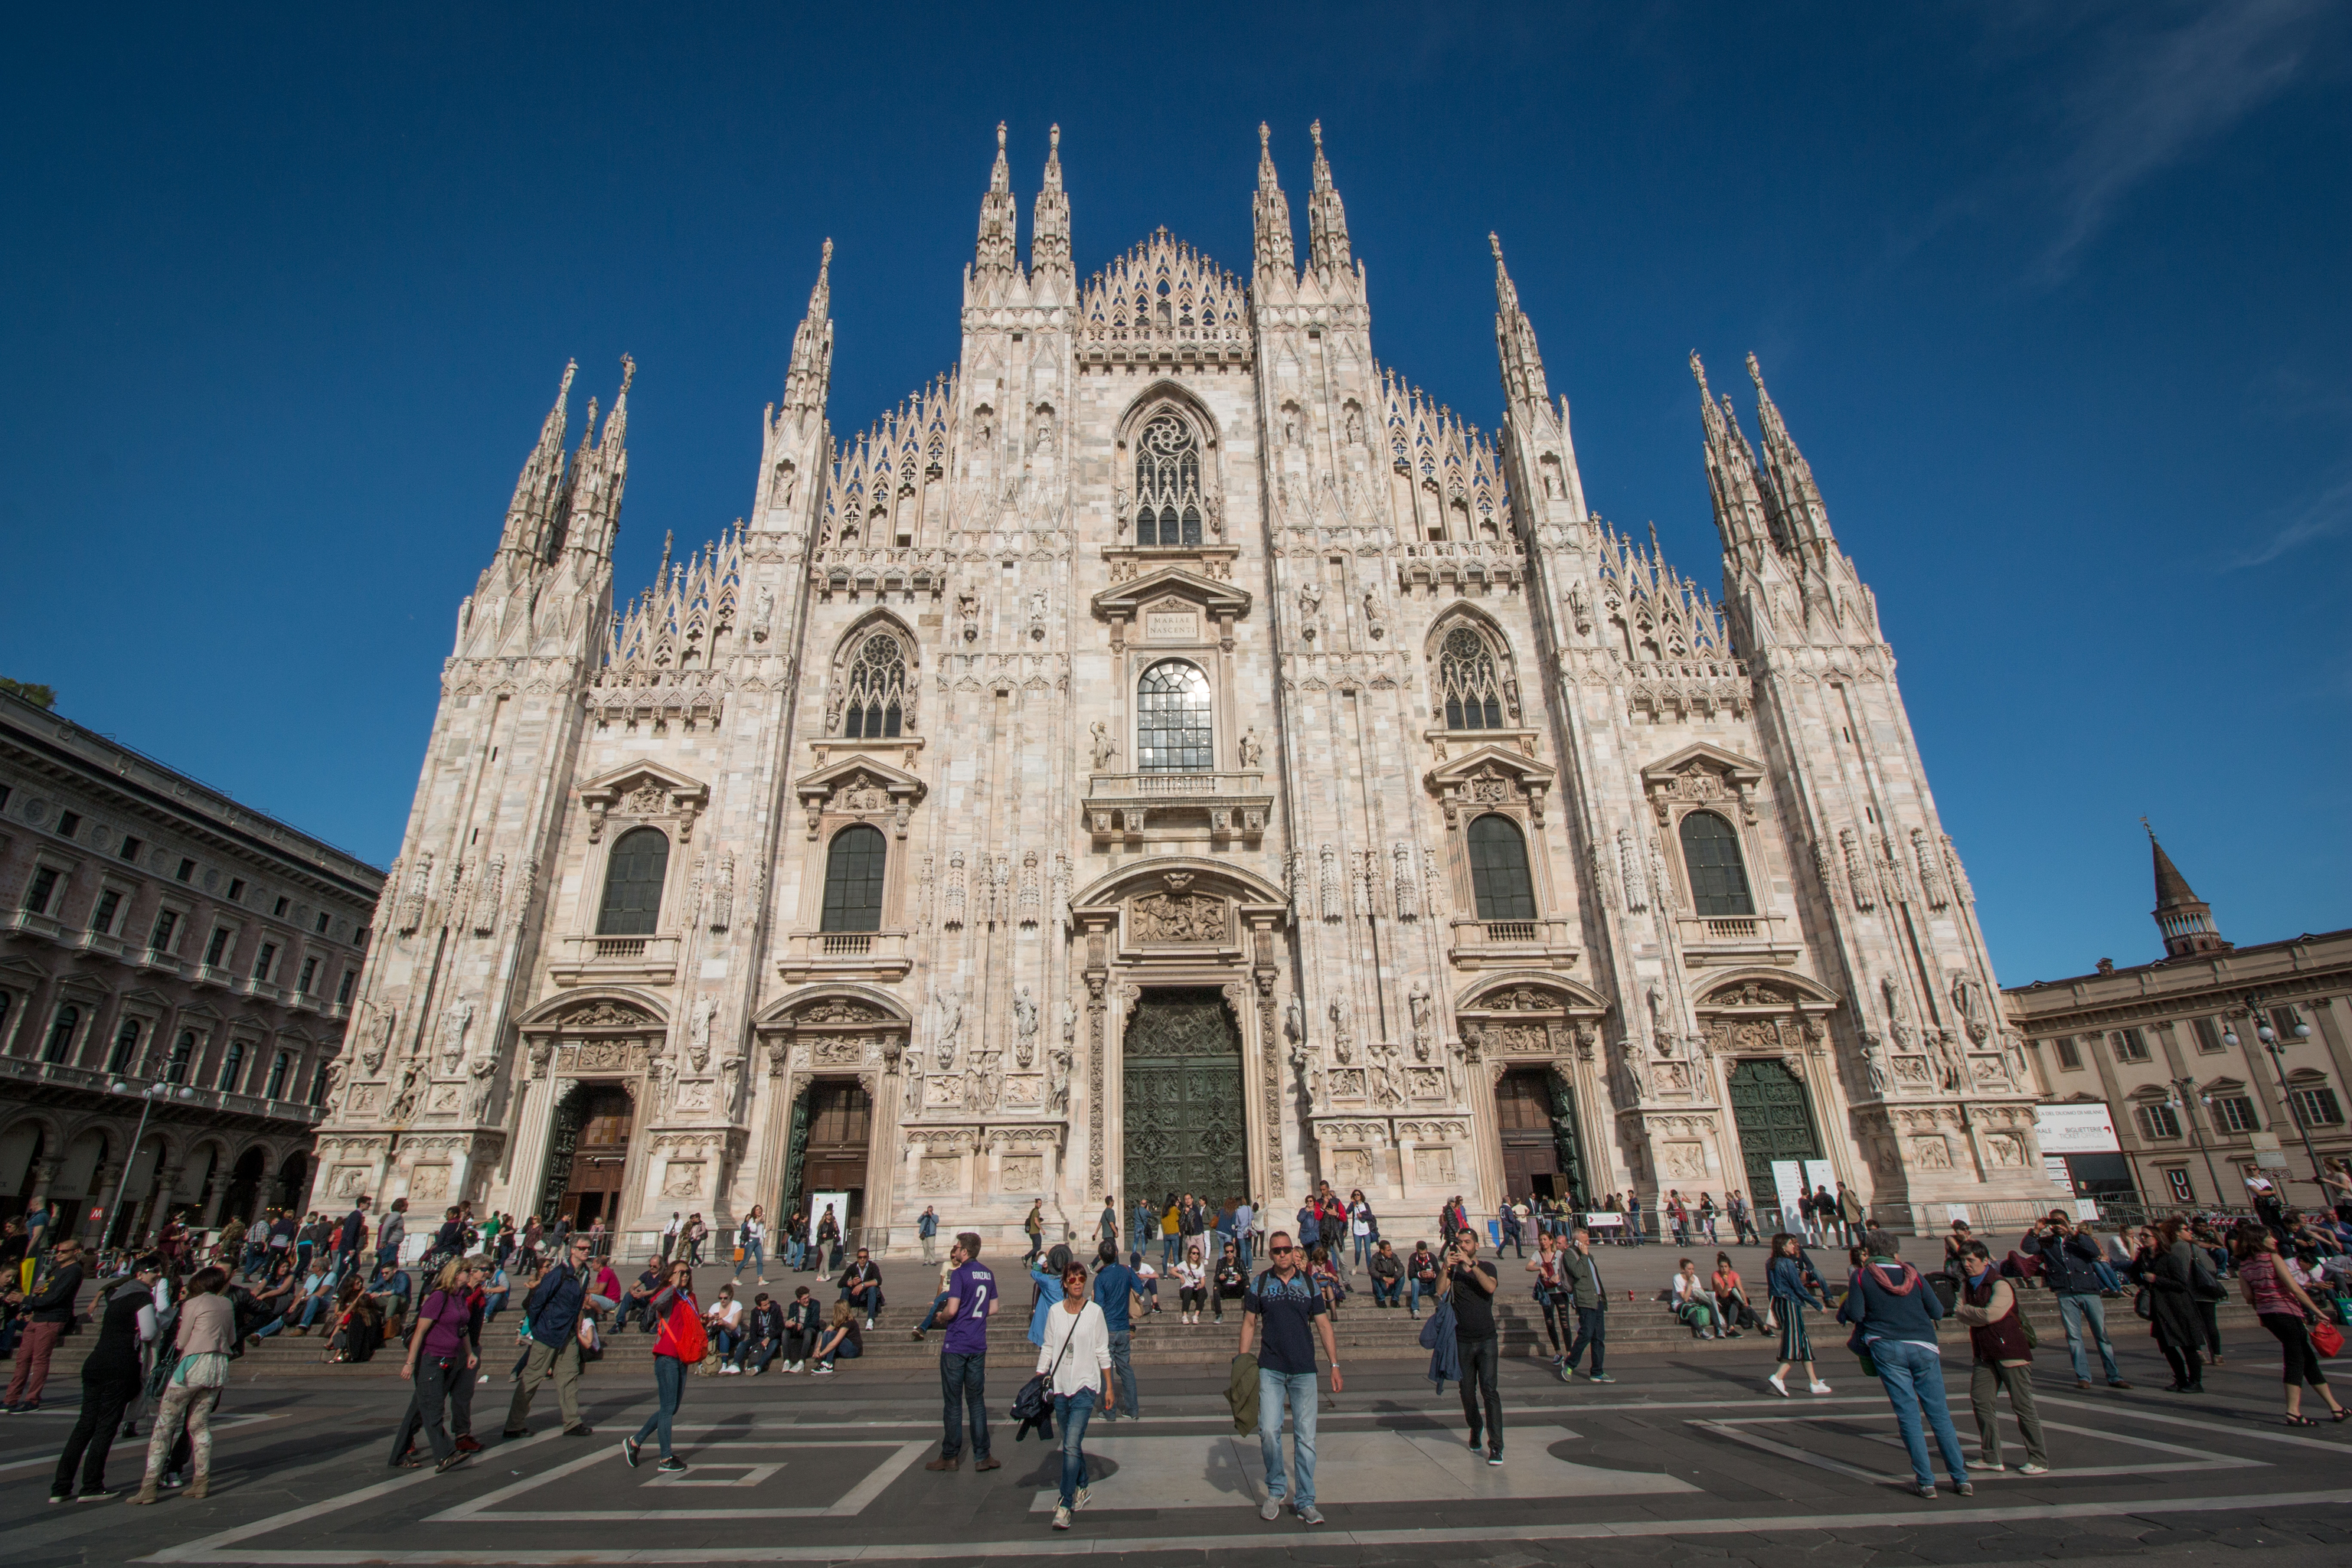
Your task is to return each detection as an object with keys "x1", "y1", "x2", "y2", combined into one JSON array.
[
  {"x1": 166, "y1": 1029, "x2": 196, "y2": 1084},
  {"x1": 1437, "y1": 626, "x2": 1506, "y2": 730},
  {"x1": 1135, "y1": 661, "x2": 1213, "y2": 773},
  {"x1": 1467, "y1": 815, "x2": 1538, "y2": 921},
  {"x1": 218, "y1": 1038, "x2": 248, "y2": 1093},
  {"x1": 1132, "y1": 413, "x2": 1204, "y2": 547},
  {"x1": 1678, "y1": 810, "x2": 1755, "y2": 916},
  {"x1": 819, "y1": 825, "x2": 888, "y2": 933},
  {"x1": 839, "y1": 630, "x2": 907, "y2": 739},
  {"x1": 106, "y1": 1018, "x2": 141, "y2": 1075},
  {"x1": 42, "y1": 1004, "x2": 80, "y2": 1064},
  {"x1": 597, "y1": 826, "x2": 670, "y2": 936}
]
